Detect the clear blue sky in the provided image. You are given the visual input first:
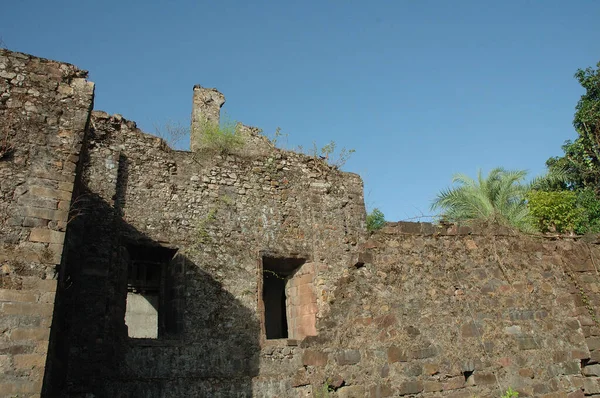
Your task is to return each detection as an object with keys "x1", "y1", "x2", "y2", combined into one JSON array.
[{"x1": 4, "y1": 1, "x2": 600, "y2": 221}]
